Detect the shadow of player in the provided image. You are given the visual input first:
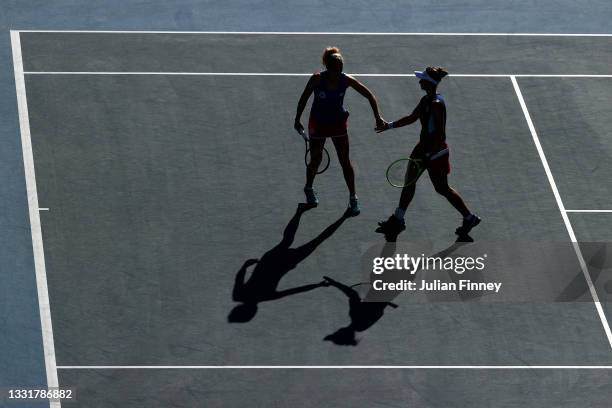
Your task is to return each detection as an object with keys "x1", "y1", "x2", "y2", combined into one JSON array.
[
  {"x1": 228, "y1": 203, "x2": 350, "y2": 323},
  {"x1": 322, "y1": 275, "x2": 398, "y2": 346},
  {"x1": 321, "y1": 240, "x2": 400, "y2": 346},
  {"x1": 323, "y1": 235, "x2": 473, "y2": 346}
]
